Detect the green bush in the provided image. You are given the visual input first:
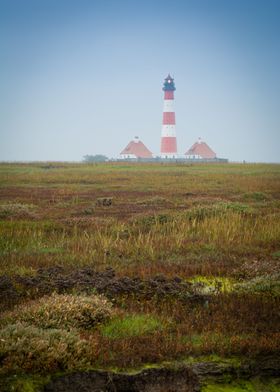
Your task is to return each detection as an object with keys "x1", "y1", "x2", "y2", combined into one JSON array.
[
  {"x1": 82, "y1": 206, "x2": 95, "y2": 215},
  {"x1": 220, "y1": 202, "x2": 252, "y2": 214},
  {"x1": 134, "y1": 214, "x2": 171, "y2": 230},
  {"x1": 0, "y1": 323, "x2": 90, "y2": 373},
  {"x1": 6, "y1": 293, "x2": 113, "y2": 330},
  {"x1": 243, "y1": 192, "x2": 269, "y2": 201},
  {"x1": 186, "y1": 202, "x2": 252, "y2": 221},
  {"x1": 234, "y1": 274, "x2": 280, "y2": 296},
  {"x1": 101, "y1": 314, "x2": 163, "y2": 339}
]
